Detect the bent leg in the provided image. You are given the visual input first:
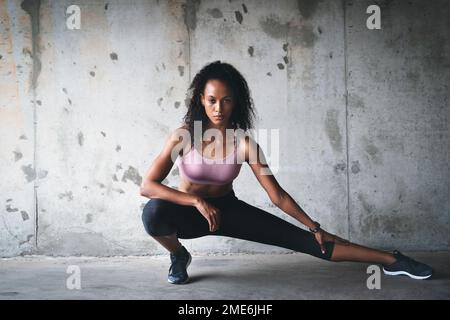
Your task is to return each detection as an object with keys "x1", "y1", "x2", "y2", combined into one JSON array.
[{"x1": 141, "y1": 198, "x2": 211, "y2": 239}]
